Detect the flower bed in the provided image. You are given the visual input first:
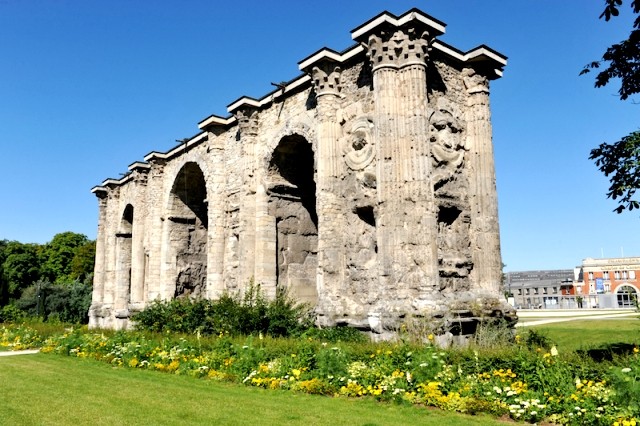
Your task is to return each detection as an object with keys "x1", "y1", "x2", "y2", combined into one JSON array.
[{"x1": 1, "y1": 324, "x2": 639, "y2": 425}]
